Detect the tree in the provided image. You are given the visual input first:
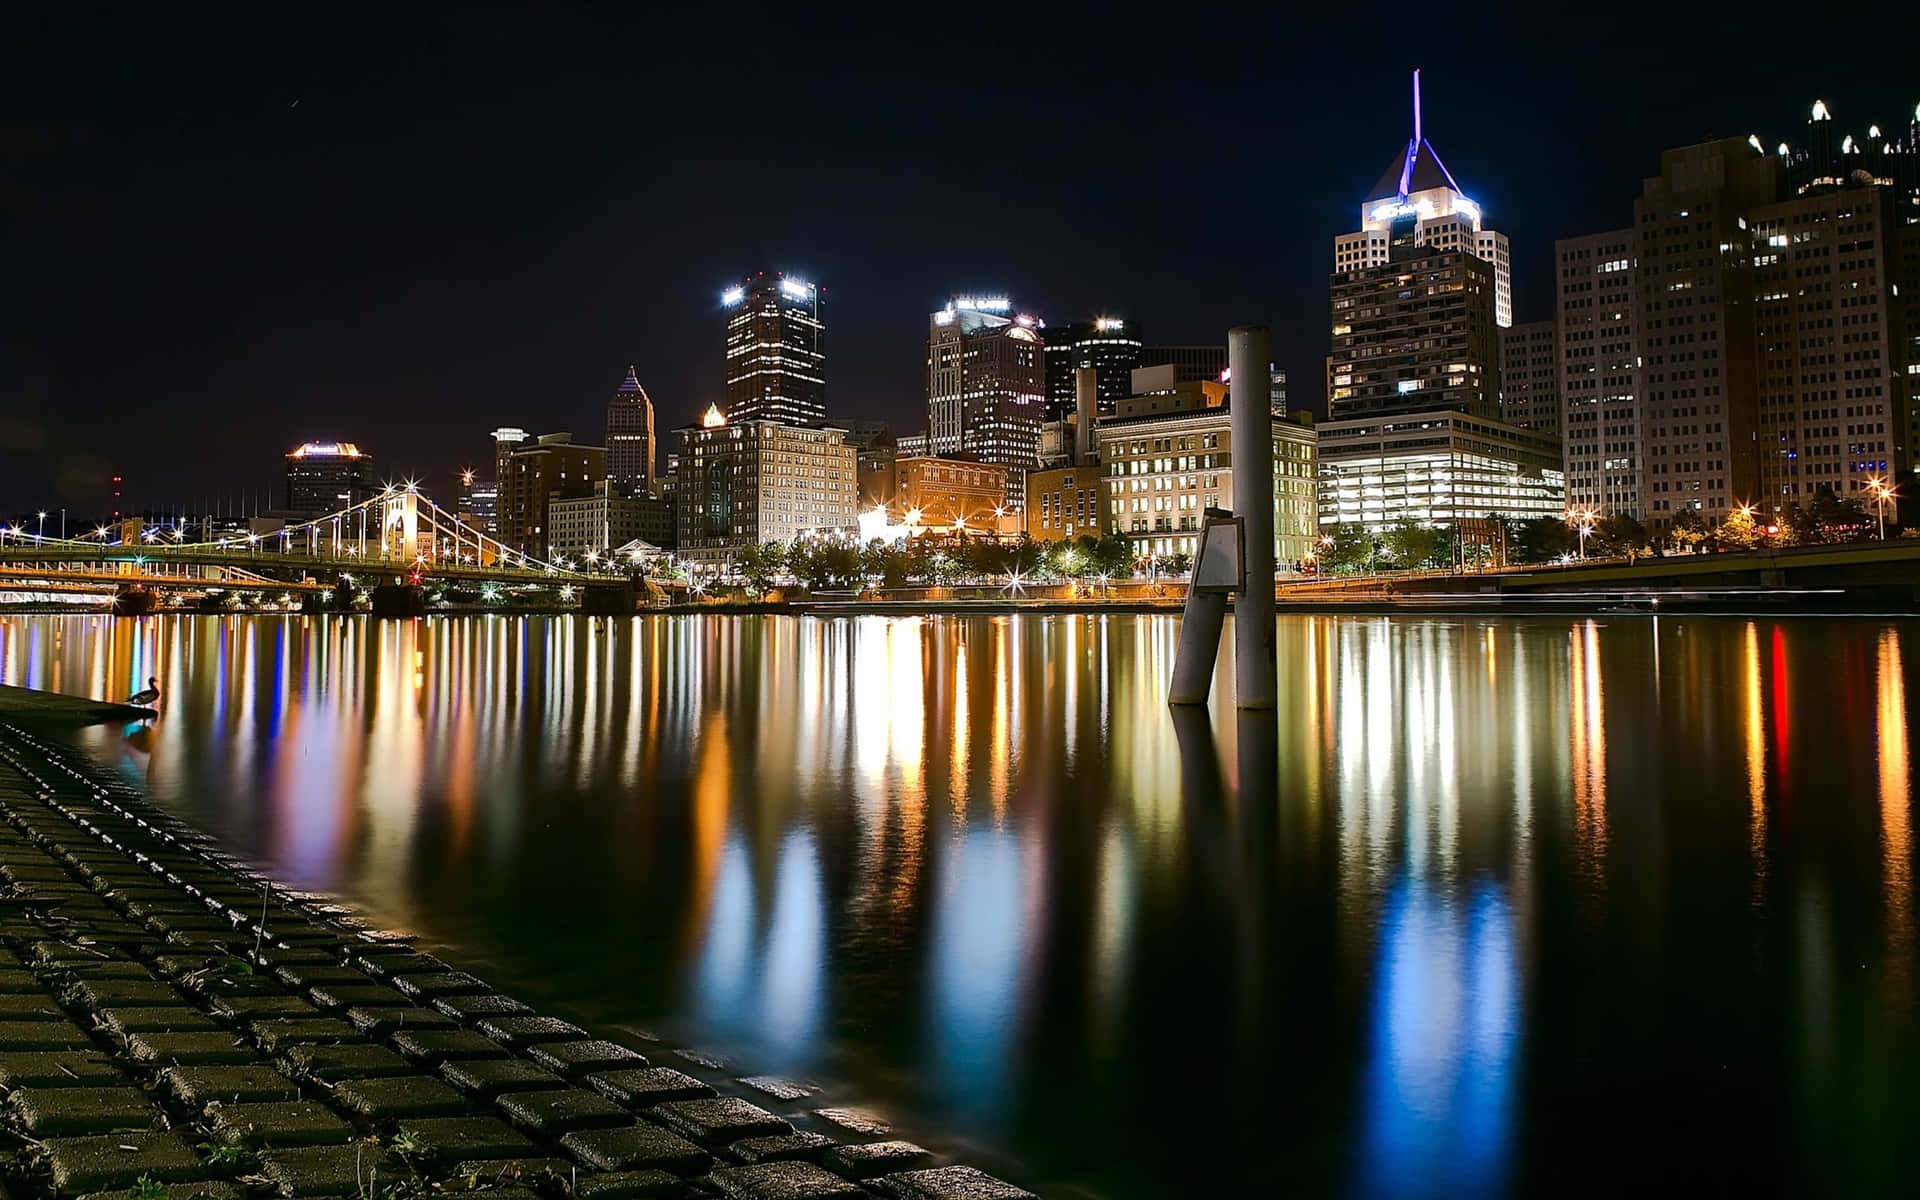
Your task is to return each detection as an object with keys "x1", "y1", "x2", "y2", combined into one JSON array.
[
  {"x1": 1590, "y1": 515, "x2": 1648, "y2": 558},
  {"x1": 1091, "y1": 534, "x2": 1134, "y2": 578},
  {"x1": 1162, "y1": 551, "x2": 1193, "y2": 576},
  {"x1": 1380, "y1": 519, "x2": 1444, "y2": 569},
  {"x1": 739, "y1": 542, "x2": 787, "y2": 596},
  {"x1": 1320, "y1": 523, "x2": 1375, "y2": 573},
  {"x1": 1667, "y1": 509, "x2": 1709, "y2": 551},
  {"x1": 1808, "y1": 485, "x2": 1871, "y2": 542},
  {"x1": 1715, "y1": 508, "x2": 1762, "y2": 550}
]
